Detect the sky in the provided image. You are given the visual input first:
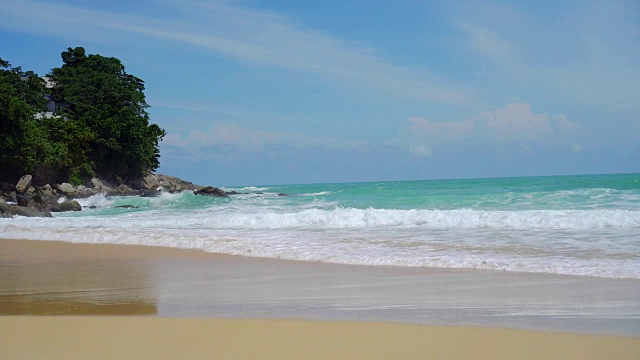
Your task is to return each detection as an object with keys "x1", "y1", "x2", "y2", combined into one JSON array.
[{"x1": 1, "y1": 0, "x2": 639, "y2": 185}]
